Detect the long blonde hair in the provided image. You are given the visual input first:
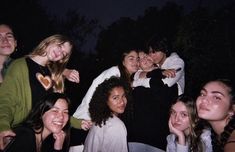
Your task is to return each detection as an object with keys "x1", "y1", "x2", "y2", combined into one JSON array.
[{"x1": 29, "y1": 34, "x2": 73, "y2": 93}]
